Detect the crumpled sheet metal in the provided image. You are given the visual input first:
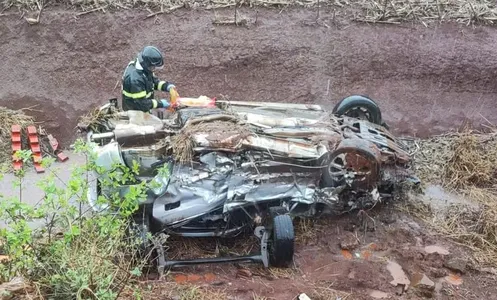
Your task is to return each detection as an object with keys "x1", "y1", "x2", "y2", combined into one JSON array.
[
  {"x1": 243, "y1": 136, "x2": 328, "y2": 159},
  {"x1": 192, "y1": 132, "x2": 329, "y2": 159},
  {"x1": 153, "y1": 163, "x2": 231, "y2": 226},
  {"x1": 152, "y1": 152, "x2": 321, "y2": 226},
  {"x1": 342, "y1": 119, "x2": 411, "y2": 164}
]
